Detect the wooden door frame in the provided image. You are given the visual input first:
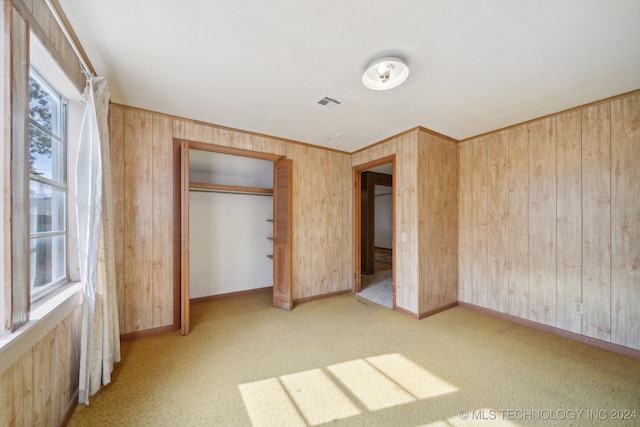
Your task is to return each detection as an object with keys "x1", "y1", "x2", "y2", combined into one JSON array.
[
  {"x1": 352, "y1": 155, "x2": 396, "y2": 309},
  {"x1": 175, "y1": 139, "x2": 282, "y2": 335},
  {"x1": 360, "y1": 171, "x2": 393, "y2": 274}
]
